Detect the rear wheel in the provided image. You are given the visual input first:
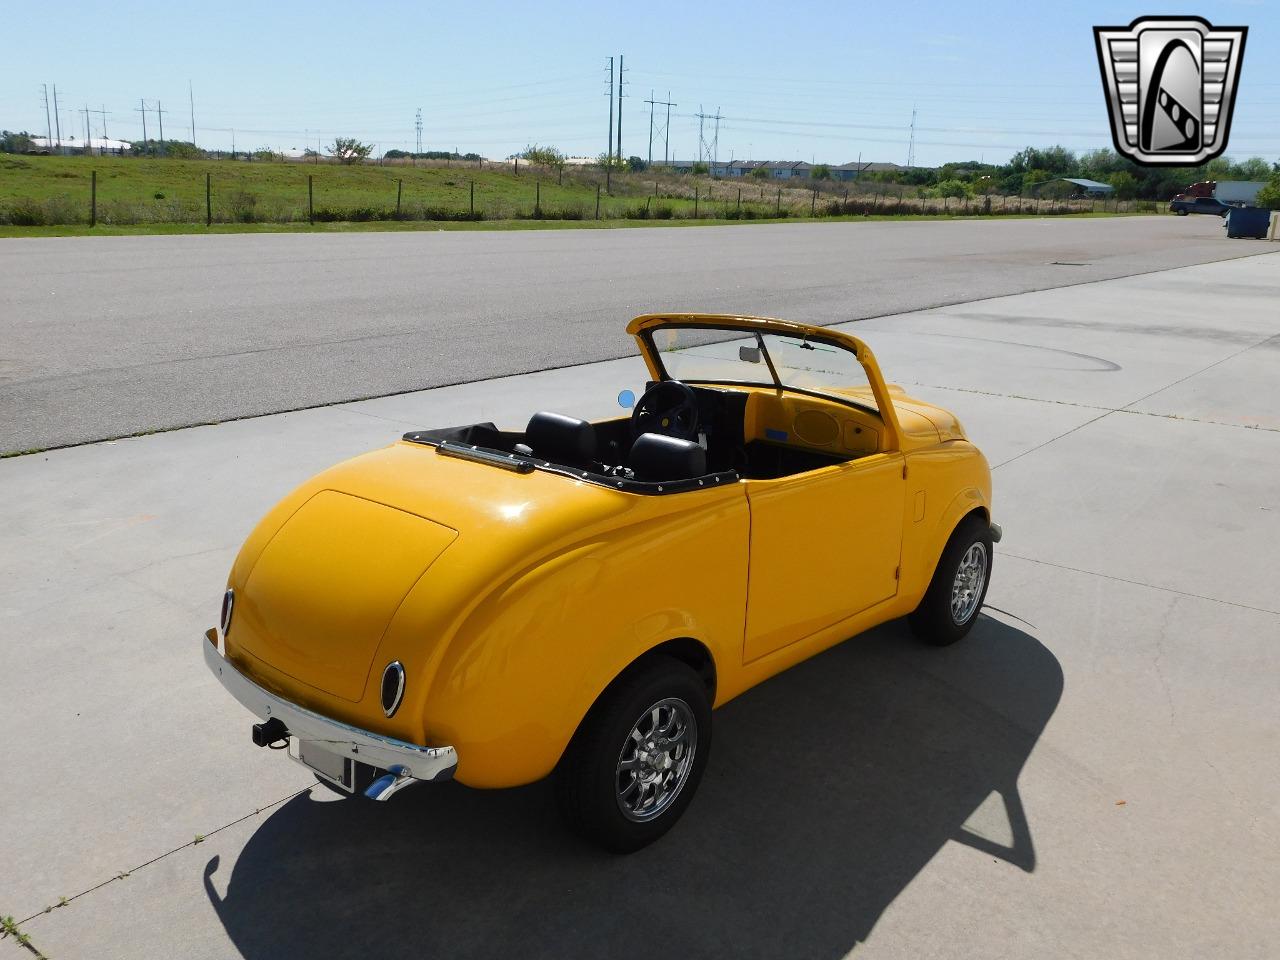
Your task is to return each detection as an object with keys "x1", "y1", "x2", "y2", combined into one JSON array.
[
  {"x1": 555, "y1": 656, "x2": 711, "y2": 853},
  {"x1": 909, "y1": 514, "x2": 993, "y2": 646}
]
